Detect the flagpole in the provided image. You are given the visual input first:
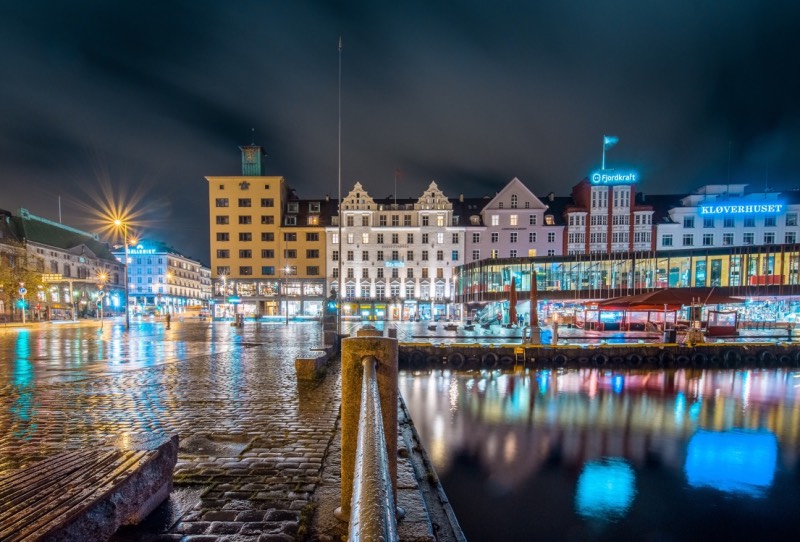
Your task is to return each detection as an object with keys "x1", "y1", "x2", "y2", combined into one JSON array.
[
  {"x1": 337, "y1": 36, "x2": 343, "y2": 337},
  {"x1": 602, "y1": 136, "x2": 606, "y2": 170}
]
